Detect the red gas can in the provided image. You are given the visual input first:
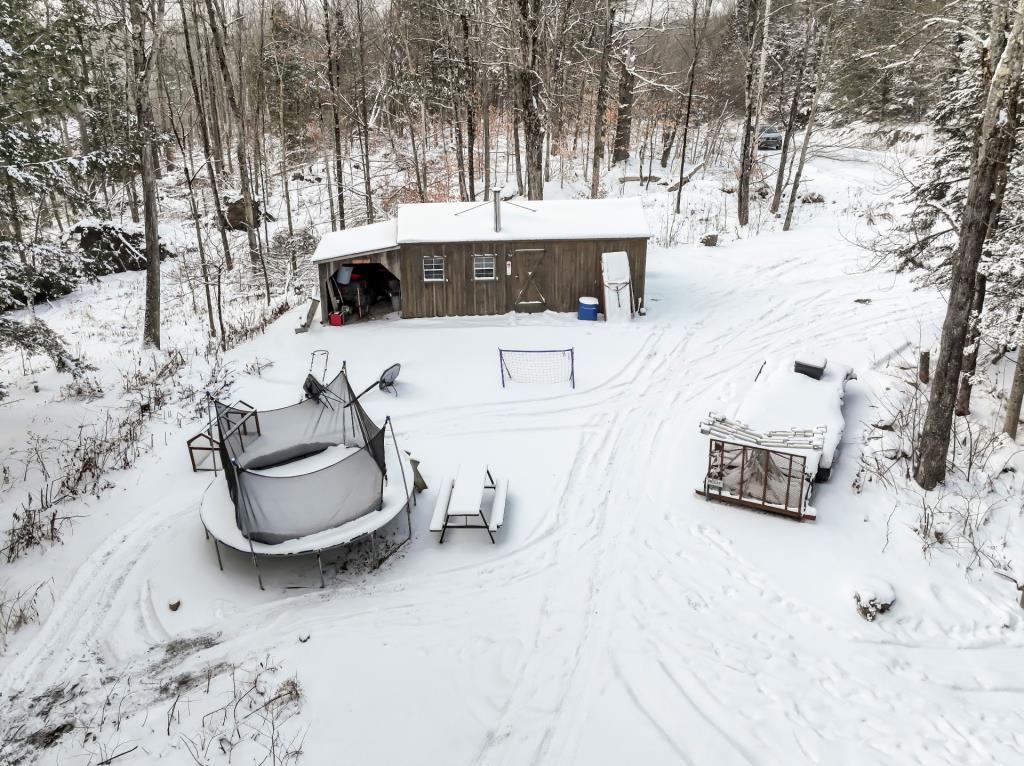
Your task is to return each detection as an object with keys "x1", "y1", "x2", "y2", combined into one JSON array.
[{"x1": 328, "y1": 312, "x2": 344, "y2": 326}]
